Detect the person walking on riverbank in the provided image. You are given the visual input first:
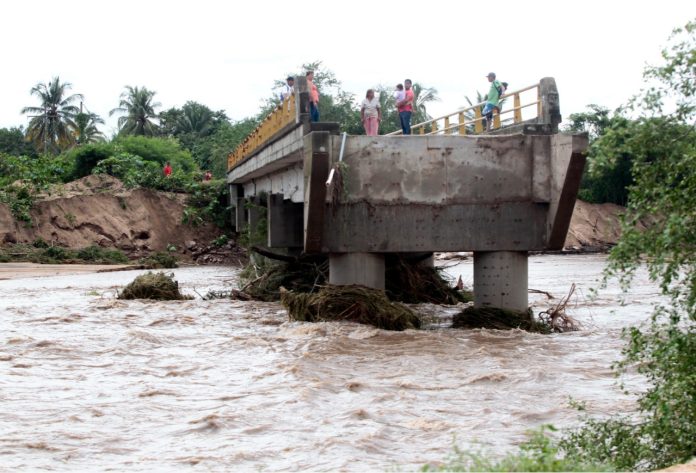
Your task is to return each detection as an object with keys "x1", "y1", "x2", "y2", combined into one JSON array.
[
  {"x1": 396, "y1": 79, "x2": 414, "y2": 134},
  {"x1": 361, "y1": 89, "x2": 381, "y2": 136}
]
